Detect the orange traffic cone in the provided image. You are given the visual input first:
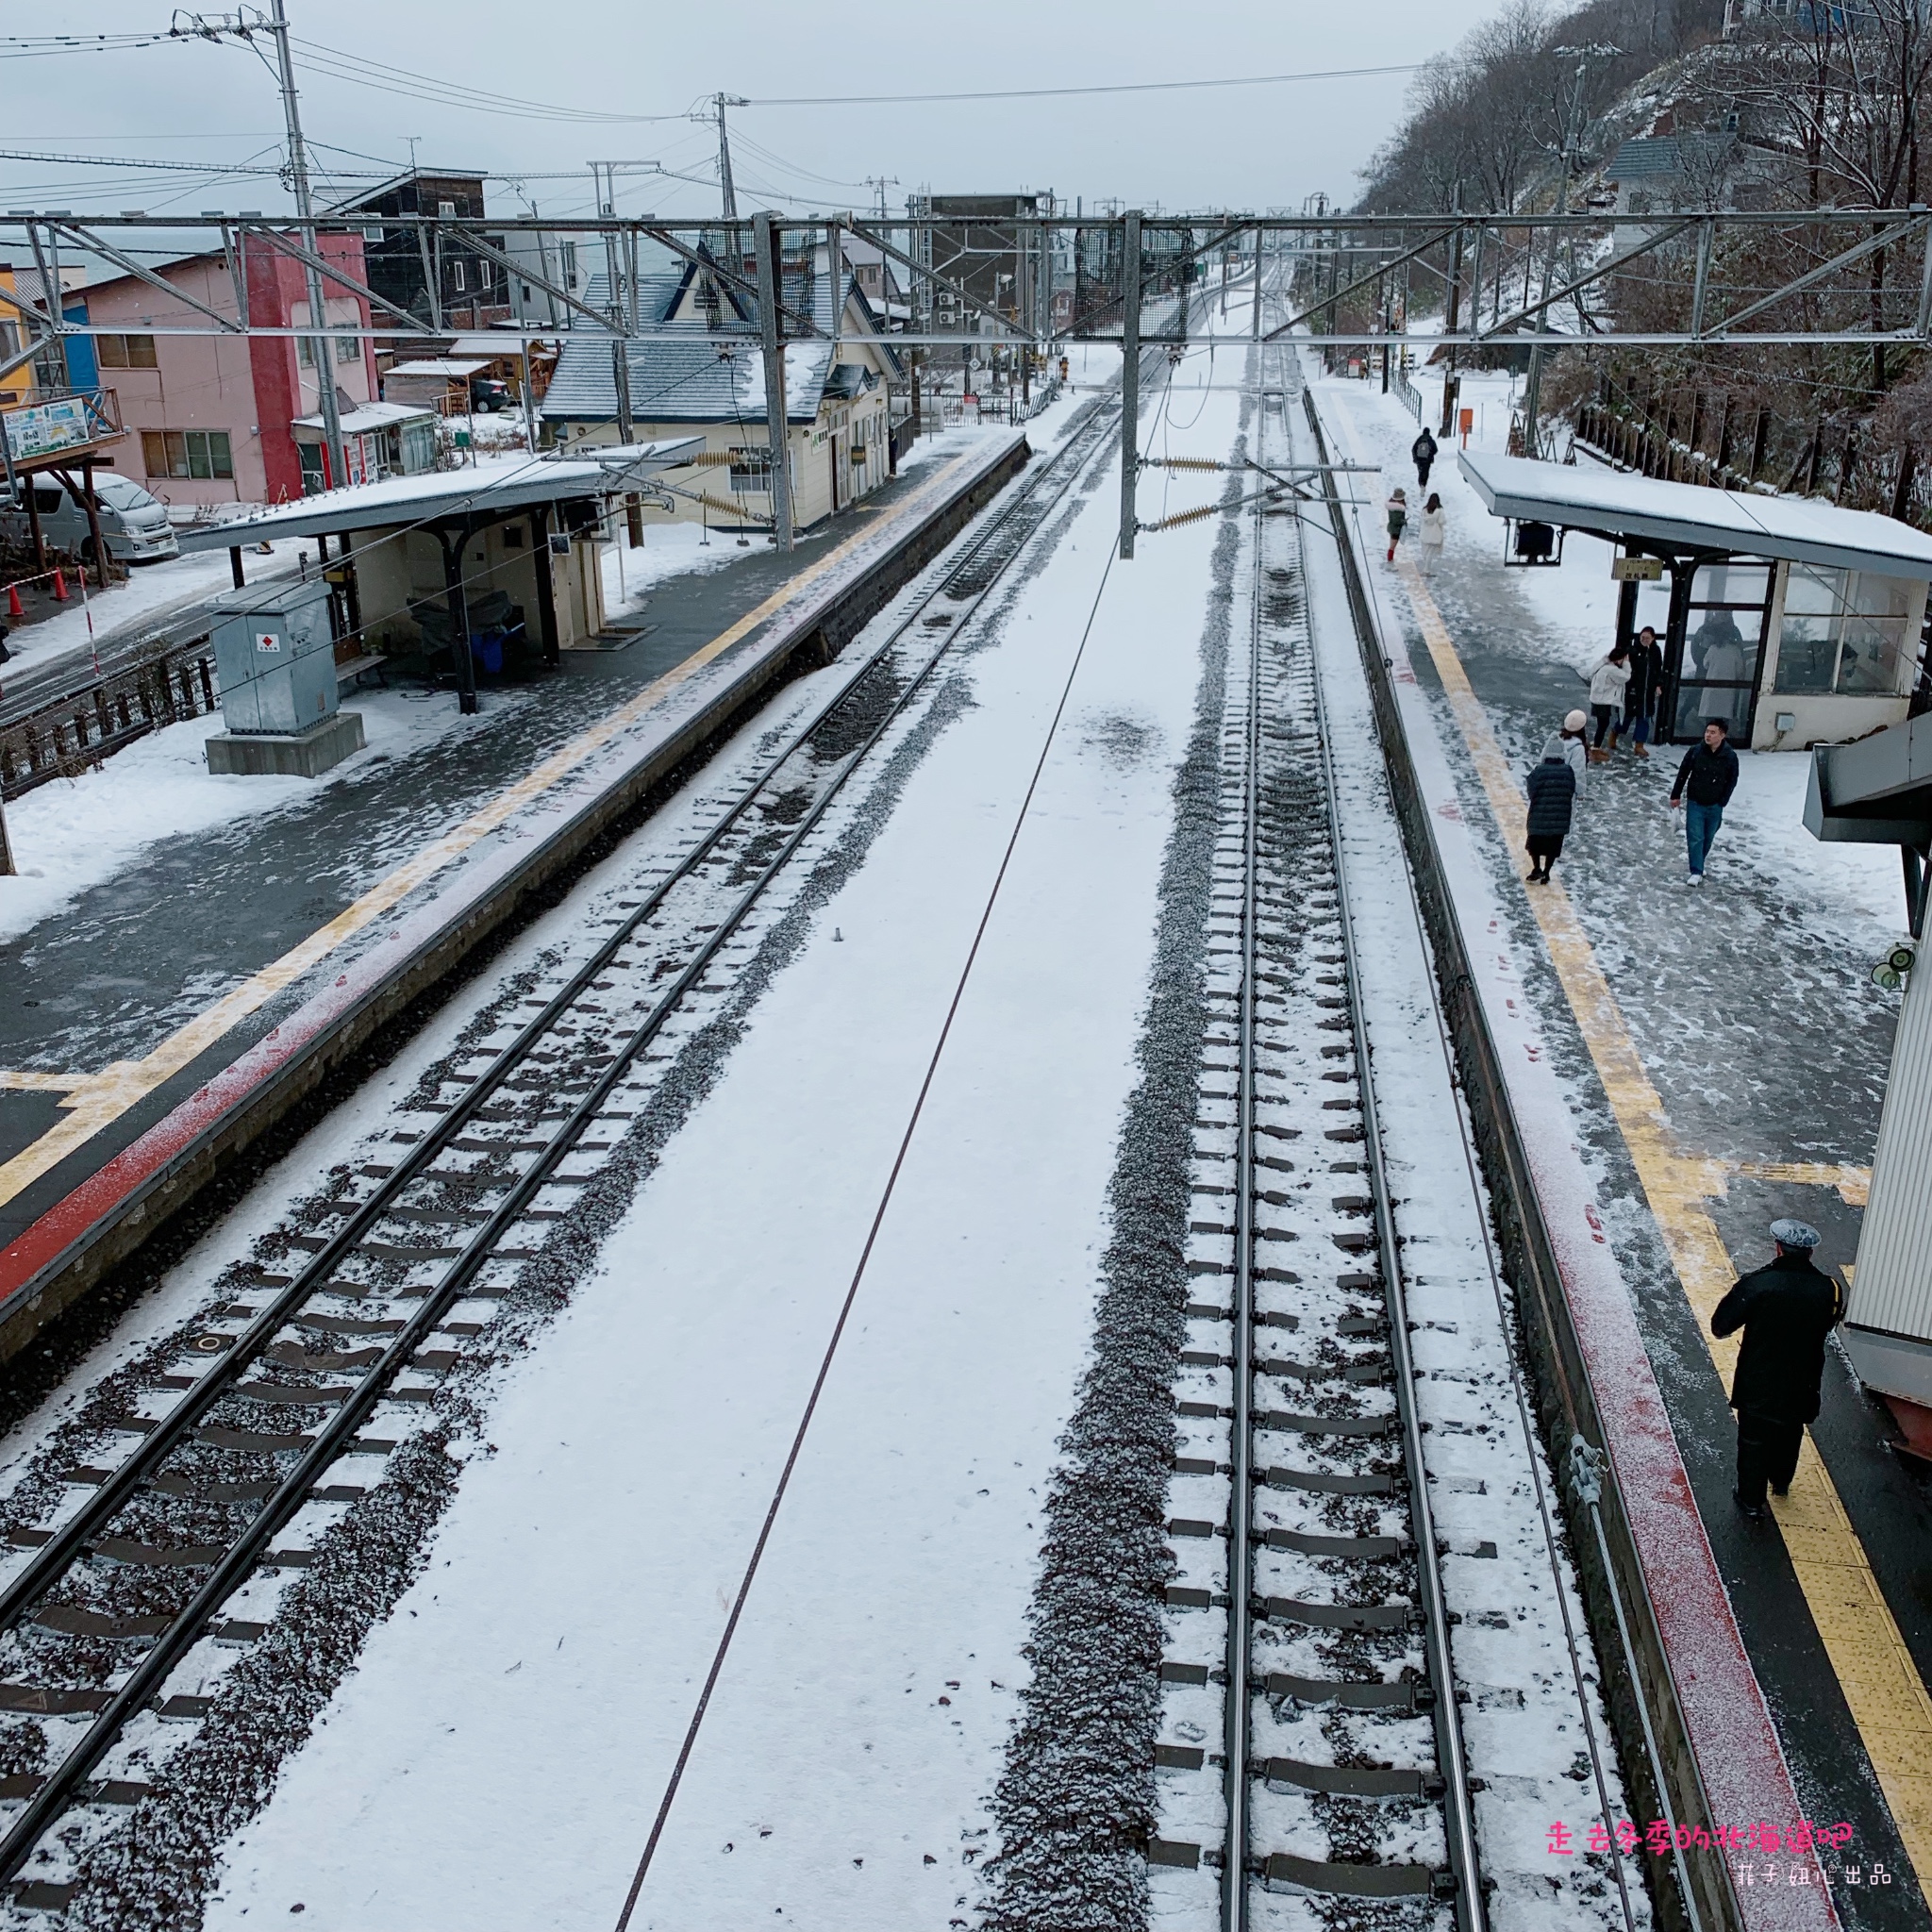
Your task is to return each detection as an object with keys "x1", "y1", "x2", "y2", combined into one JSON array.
[
  {"x1": 5, "y1": 583, "x2": 21, "y2": 620},
  {"x1": 52, "y1": 570, "x2": 67, "y2": 603}
]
